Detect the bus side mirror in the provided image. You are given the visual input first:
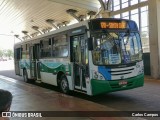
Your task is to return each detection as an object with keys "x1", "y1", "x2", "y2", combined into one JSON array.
[{"x1": 88, "y1": 38, "x2": 93, "y2": 50}]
